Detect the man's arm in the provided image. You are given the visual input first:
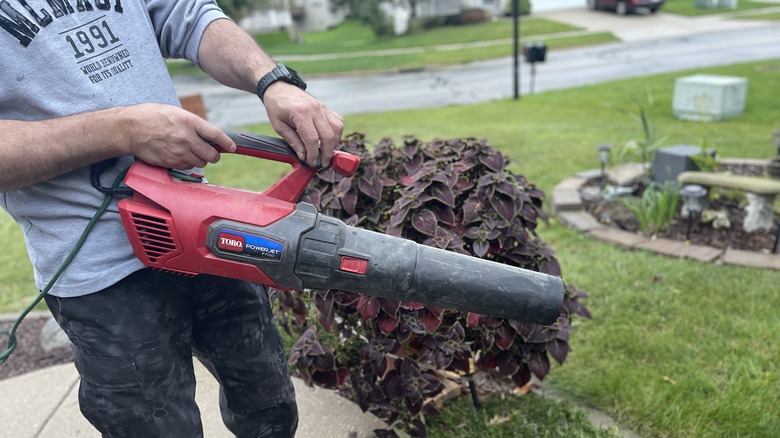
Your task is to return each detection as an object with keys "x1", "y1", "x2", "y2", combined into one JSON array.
[
  {"x1": 197, "y1": 18, "x2": 344, "y2": 167},
  {"x1": 0, "y1": 104, "x2": 235, "y2": 192}
]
